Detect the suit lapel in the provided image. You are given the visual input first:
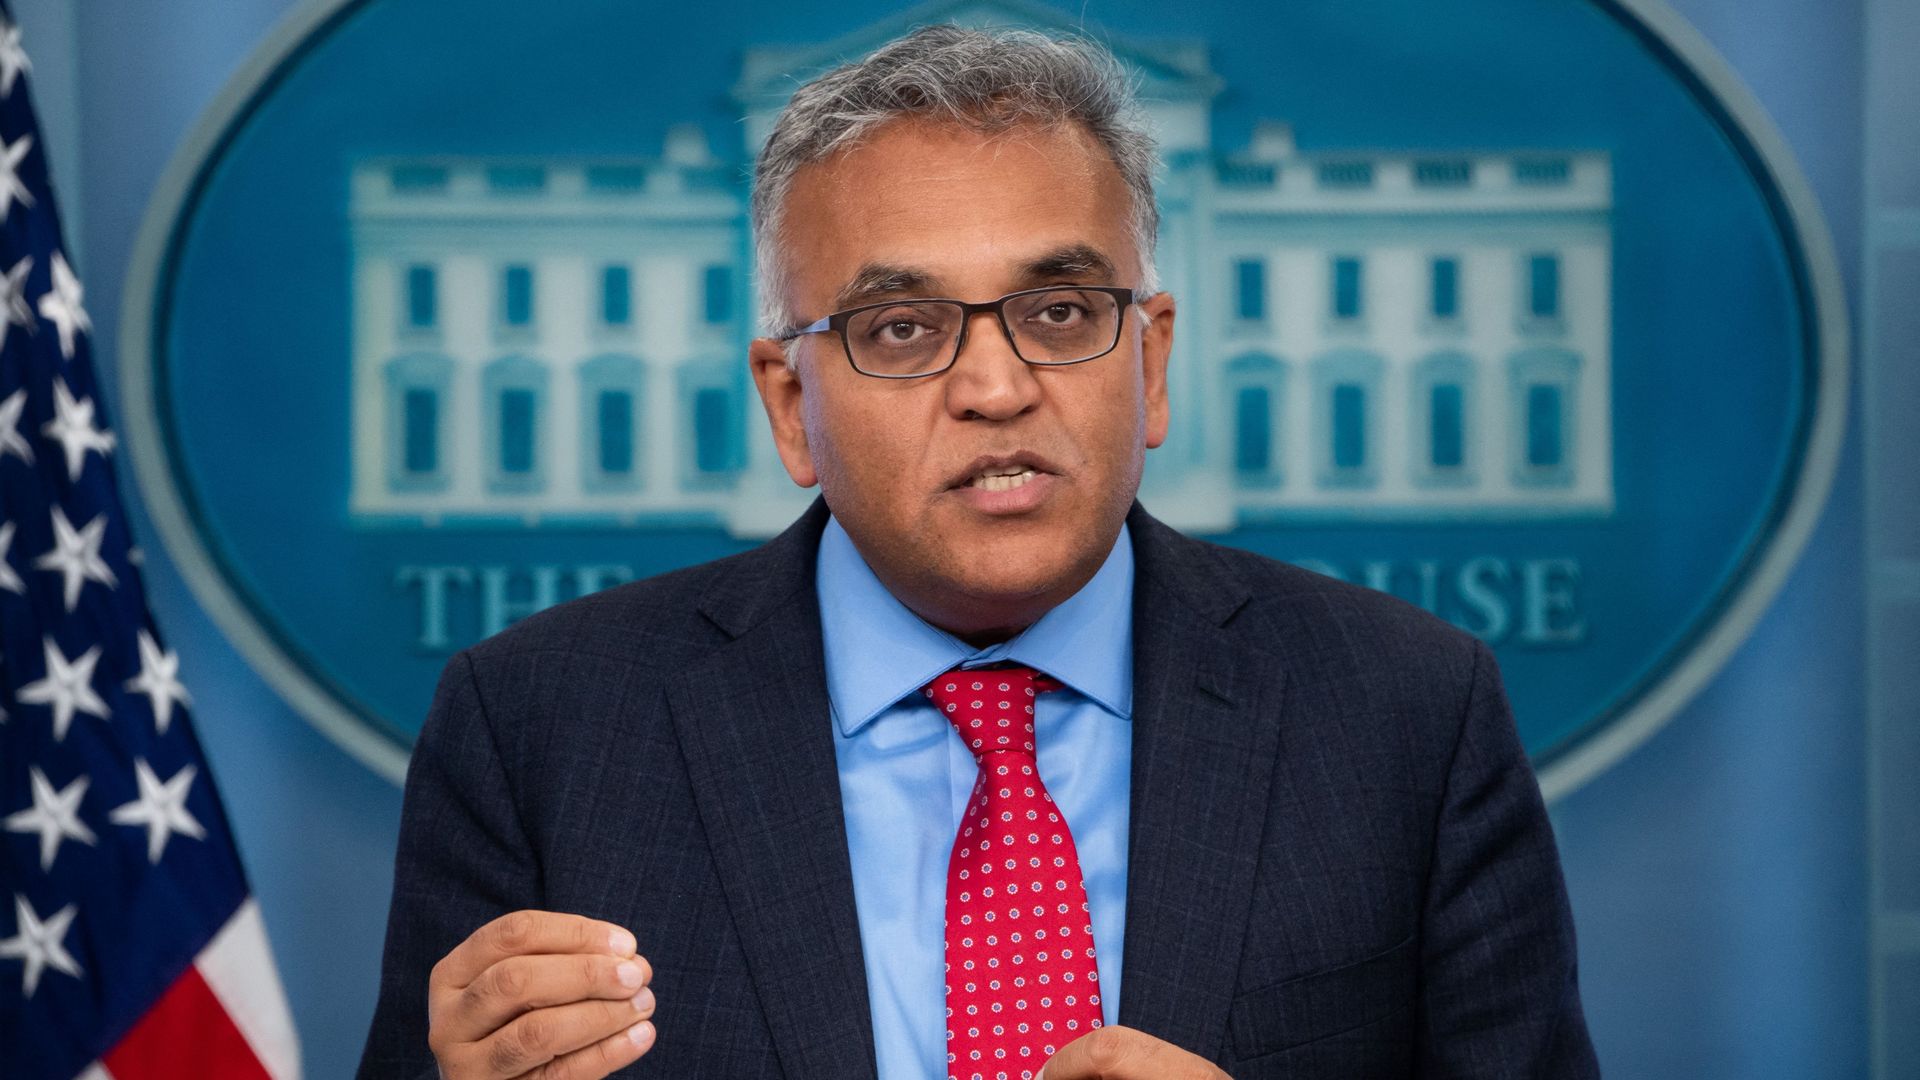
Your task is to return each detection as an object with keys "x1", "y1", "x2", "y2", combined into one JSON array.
[
  {"x1": 666, "y1": 501, "x2": 880, "y2": 1080},
  {"x1": 1117, "y1": 508, "x2": 1287, "y2": 1061},
  {"x1": 663, "y1": 501, "x2": 1284, "y2": 1073}
]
